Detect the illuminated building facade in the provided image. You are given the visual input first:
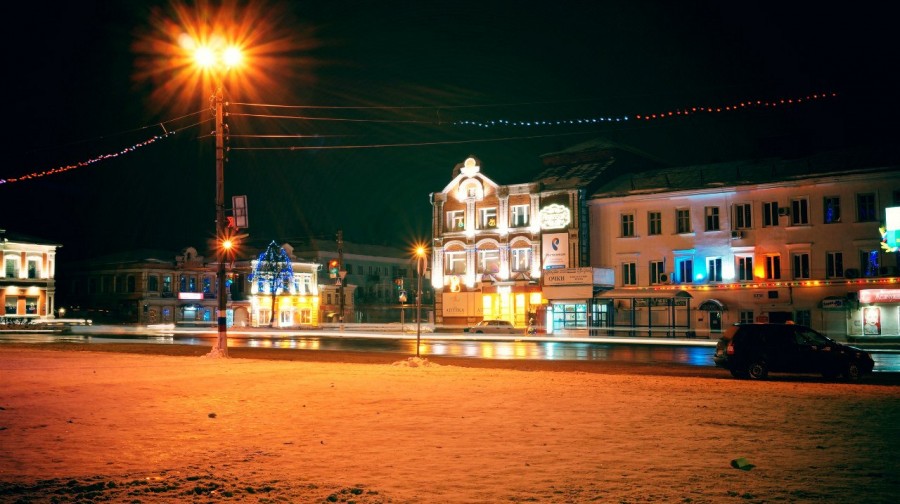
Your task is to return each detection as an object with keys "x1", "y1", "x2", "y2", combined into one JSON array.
[
  {"x1": 245, "y1": 242, "x2": 322, "y2": 328},
  {"x1": 429, "y1": 156, "x2": 593, "y2": 329},
  {"x1": 588, "y1": 151, "x2": 900, "y2": 339},
  {"x1": 0, "y1": 229, "x2": 60, "y2": 321}
]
